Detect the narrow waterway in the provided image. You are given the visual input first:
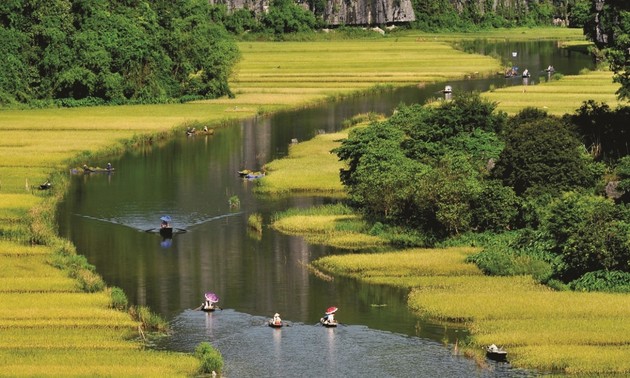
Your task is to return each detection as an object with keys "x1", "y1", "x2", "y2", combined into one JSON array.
[{"x1": 57, "y1": 40, "x2": 592, "y2": 377}]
